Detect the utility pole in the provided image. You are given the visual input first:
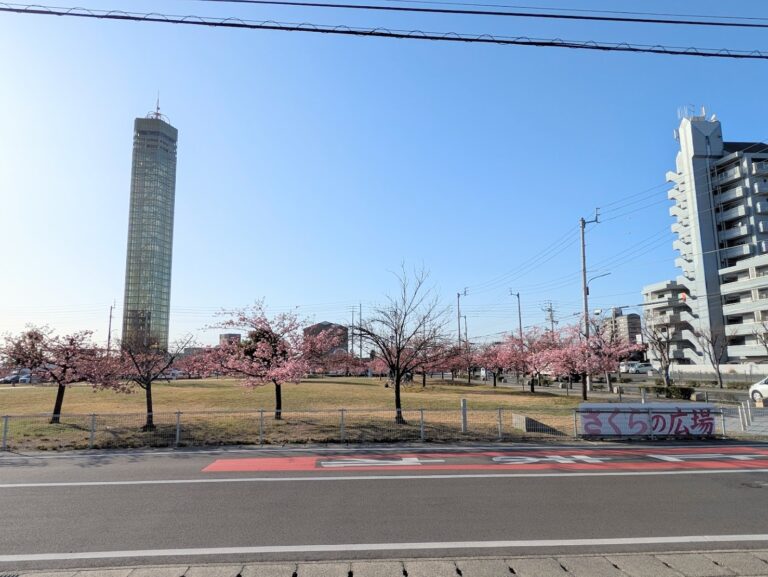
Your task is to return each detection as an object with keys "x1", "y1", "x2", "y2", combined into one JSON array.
[
  {"x1": 543, "y1": 301, "x2": 557, "y2": 334},
  {"x1": 359, "y1": 302, "x2": 363, "y2": 359},
  {"x1": 462, "y1": 315, "x2": 470, "y2": 384},
  {"x1": 106, "y1": 301, "x2": 115, "y2": 353},
  {"x1": 351, "y1": 308, "x2": 355, "y2": 355},
  {"x1": 581, "y1": 209, "x2": 599, "y2": 401},
  {"x1": 457, "y1": 288, "x2": 467, "y2": 346}
]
